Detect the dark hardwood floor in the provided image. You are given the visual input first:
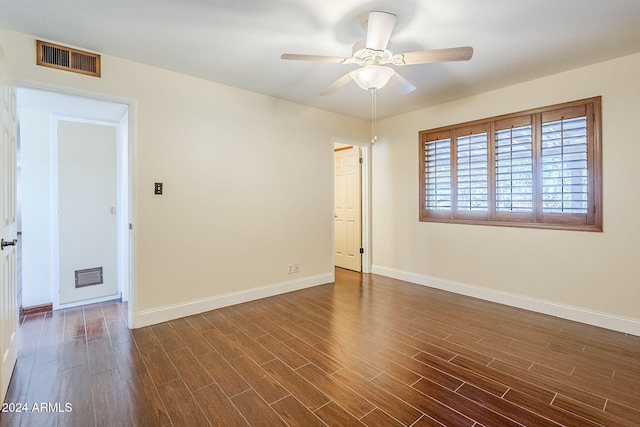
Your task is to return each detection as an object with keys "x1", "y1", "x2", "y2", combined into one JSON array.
[{"x1": 2, "y1": 268, "x2": 639, "y2": 426}]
